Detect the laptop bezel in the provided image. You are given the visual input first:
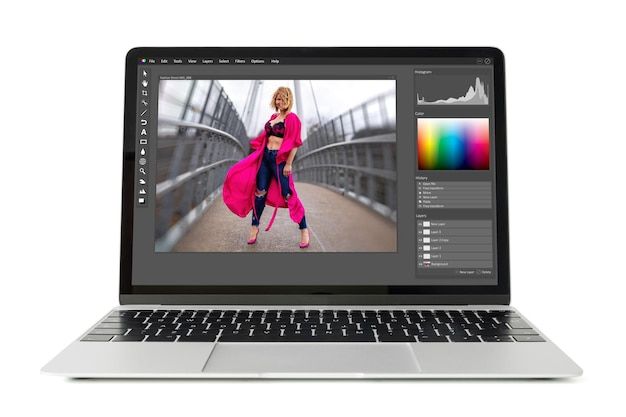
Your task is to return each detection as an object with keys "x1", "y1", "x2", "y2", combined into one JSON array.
[{"x1": 119, "y1": 47, "x2": 510, "y2": 305}]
